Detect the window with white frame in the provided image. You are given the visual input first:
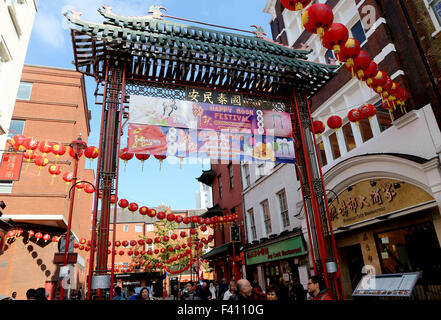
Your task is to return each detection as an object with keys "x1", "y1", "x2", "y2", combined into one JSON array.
[
  {"x1": 16, "y1": 82, "x2": 33, "y2": 100},
  {"x1": 135, "y1": 225, "x2": 142, "y2": 233},
  {"x1": 7, "y1": 119, "x2": 25, "y2": 139},
  {"x1": 256, "y1": 162, "x2": 265, "y2": 179},
  {"x1": 374, "y1": 100, "x2": 393, "y2": 132},
  {"x1": 426, "y1": 0, "x2": 441, "y2": 33},
  {"x1": 277, "y1": 189, "x2": 290, "y2": 228},
  {"x1": 123, "y1": 225, "x2": 129, "y2": 232},
  {"x1": 243, "y1": 164, "x2": 250, "y2": 188},
  {"x1": 261, "y1": 200, "x2": 272, "y2": 235},
  {"x1": 248, "y1": 208, "x2": 257, "y2": 241},
  {"x1": 146, "y1": 224, "x2": 154, "y2": 232}
]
